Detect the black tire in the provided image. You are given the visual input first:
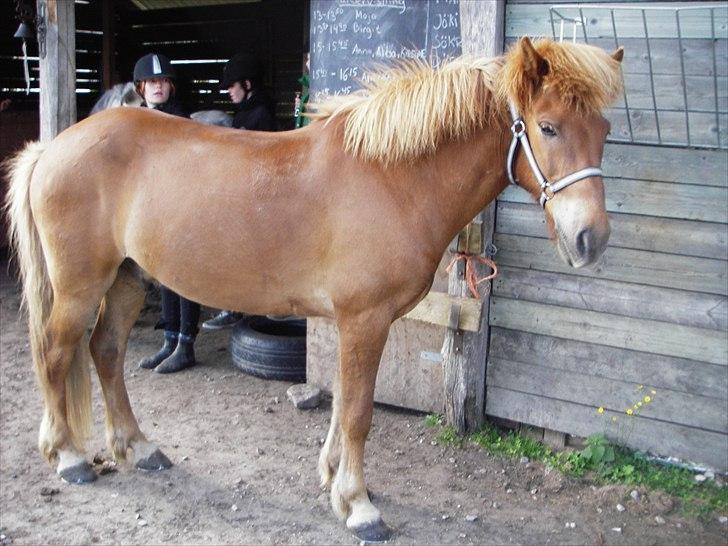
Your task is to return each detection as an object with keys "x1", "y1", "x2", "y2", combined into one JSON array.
[{"x1": 230, "y1": 316, "x2": 307, "y2": 382}]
